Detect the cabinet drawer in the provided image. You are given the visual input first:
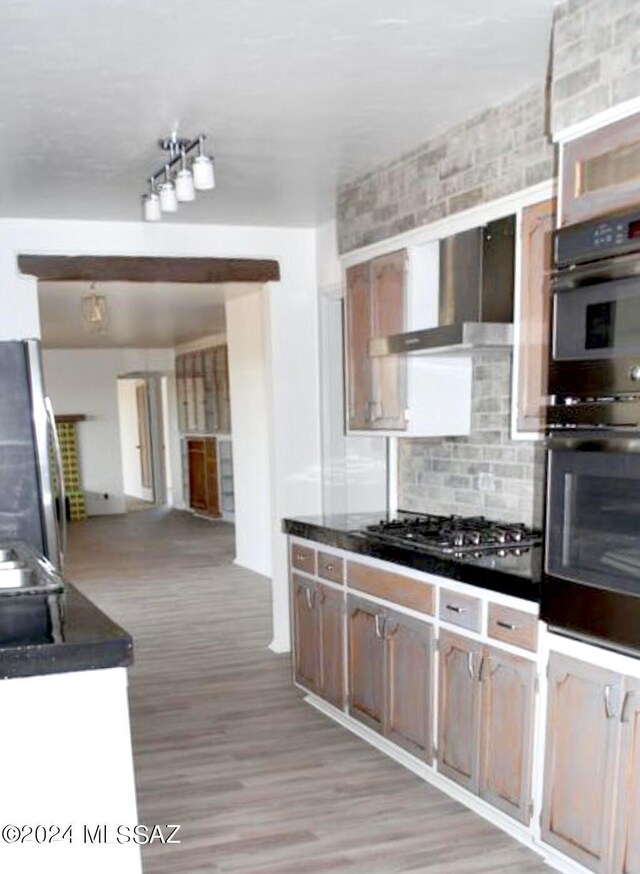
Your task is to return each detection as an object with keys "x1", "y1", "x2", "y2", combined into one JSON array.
[
  {"x1": 317, "y1": 552, "x2": 344, "y2": 584},
  {"x1": 291, "y1": 543, "x2": 316, "y2": 575},
  {"x1": 439, "y1": 589, "x2": 481, "y2": 633},
  {"x1": 488, "y1": 604, "x2": 538, "y2": 652},
  {"x1": 347, "y1": 562, "x2": 434, "y2": 615}
]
